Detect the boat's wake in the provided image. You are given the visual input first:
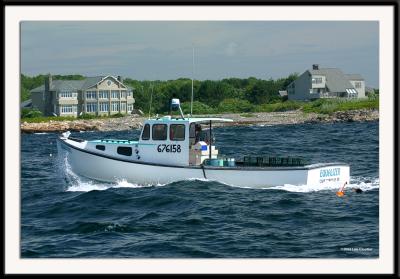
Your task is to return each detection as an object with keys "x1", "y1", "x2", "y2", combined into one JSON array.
[
  {"x1": 65, "y1": 179, "x2": 164, "y2": 192},
  {"x1": 57, "y1": 153, "x2": 166, "y2": 192},
  {"x1": 266, "y1": 176, "x2": 379, "y2": 193}
]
